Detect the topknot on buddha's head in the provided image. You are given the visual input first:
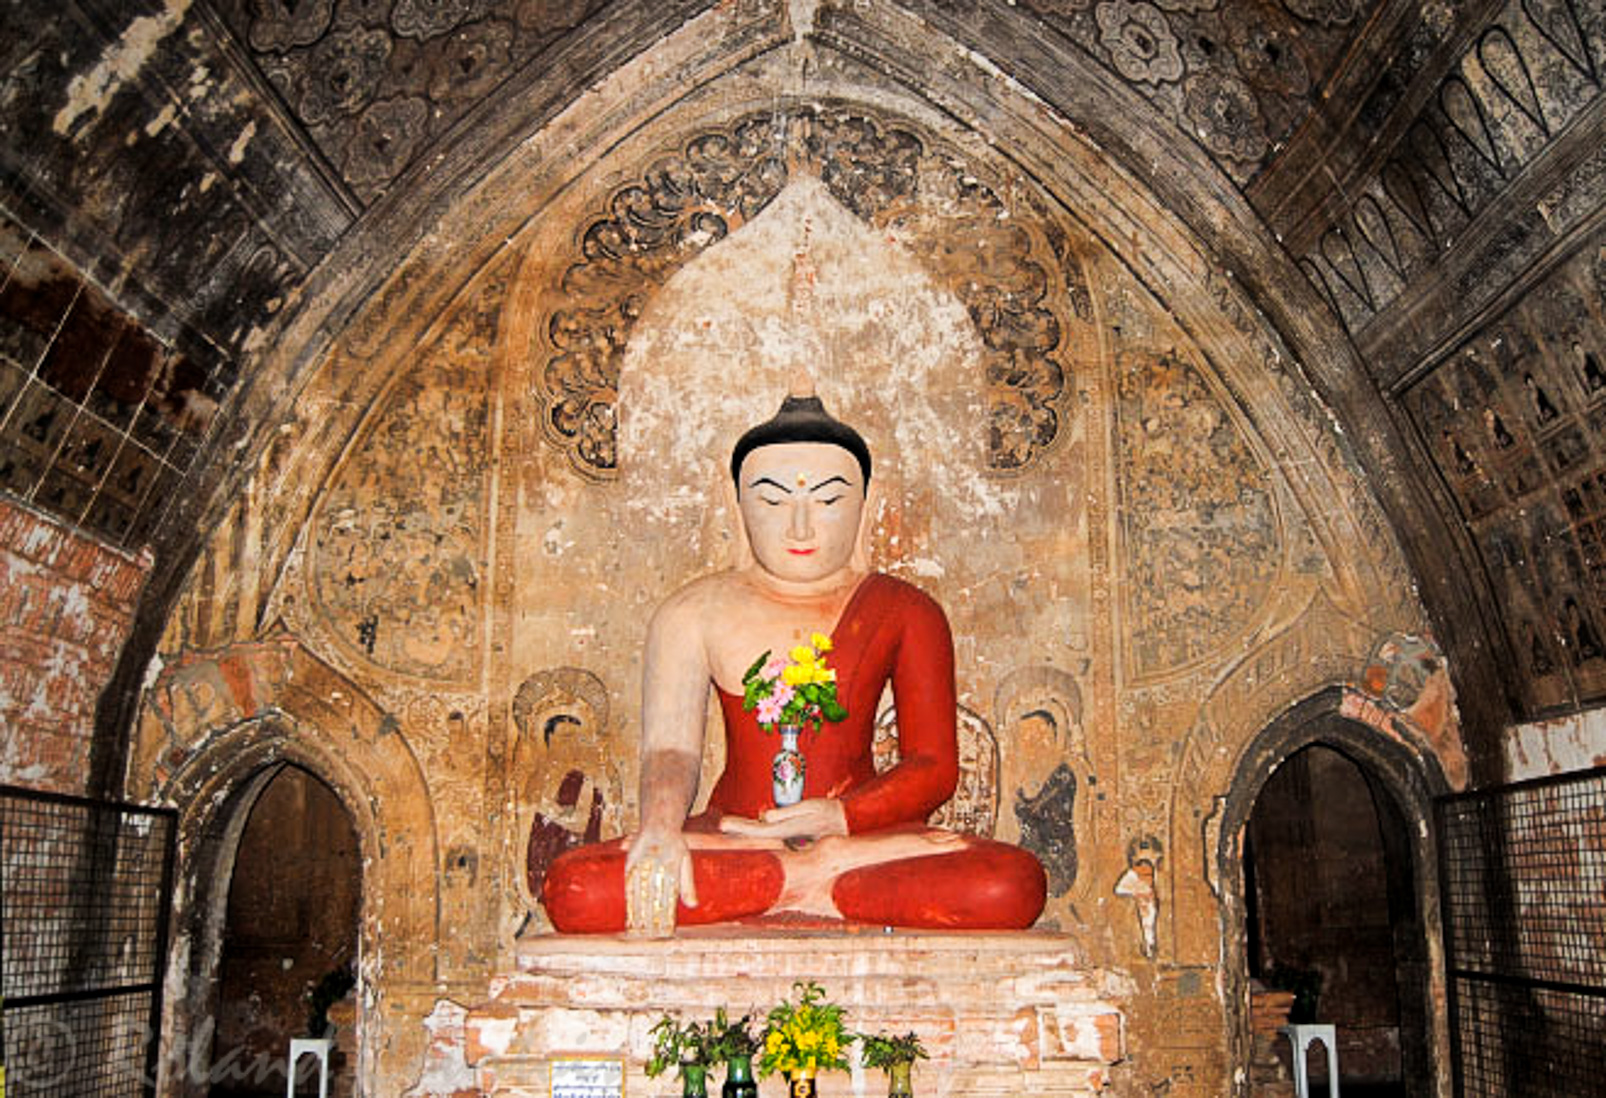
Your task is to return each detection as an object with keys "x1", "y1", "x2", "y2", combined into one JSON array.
[{"x1": 730, "y1": 393, "x2": 872, "y2": 491}]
